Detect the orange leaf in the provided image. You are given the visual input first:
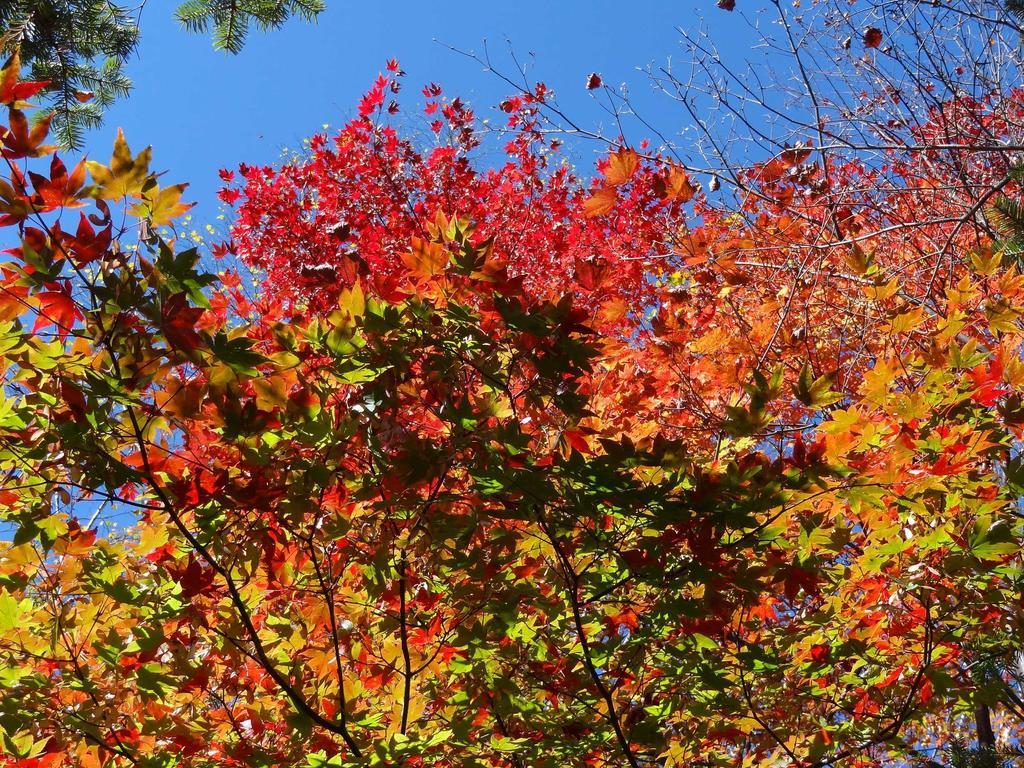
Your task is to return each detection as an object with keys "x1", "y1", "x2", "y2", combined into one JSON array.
[
  {"x1": 604, "y1": 148, "x2": 640, "y2": 186},
  {"x1": 402, "y1": 236, "x2": 449, "y2": 277},
  {"x1": 657, "y1": 163, "x2": 696, "y2": 202},
  {"x1": 583, "y1": 187, "x2": 617, "y2": 218}
]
